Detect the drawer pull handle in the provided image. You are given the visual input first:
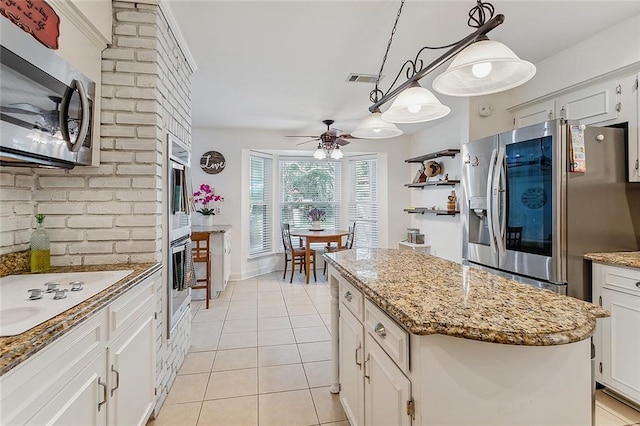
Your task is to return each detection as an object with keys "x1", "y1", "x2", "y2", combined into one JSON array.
[
  {"x1": 355, "y1": 342, "x2": 362, "y2": 368},
  {"x1": 110, "y1": 365, "x2": 120, "y2": 397},
  {"x1": 364, "y1": 354, "x2": 371, "y2": 382},
  {"x1": 636, "y1": 281, "x2": 640, "y2": 289},
  {"x1": 344, "y1": 291, "x2": 353, "y2": 302},
  {"x1": 374, "y1": 323, "x2": 387, "y2": 338},
  {"x1": 98, "y1": 378, "x2": 107, "y2": 411}
]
